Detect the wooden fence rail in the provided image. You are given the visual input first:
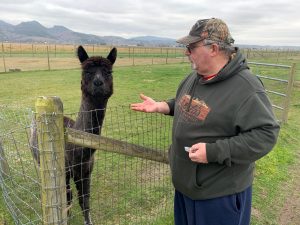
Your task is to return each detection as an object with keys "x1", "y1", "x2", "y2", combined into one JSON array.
[{"x1": 66, "y1": 127, "x2": 169, "y2": 164}]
